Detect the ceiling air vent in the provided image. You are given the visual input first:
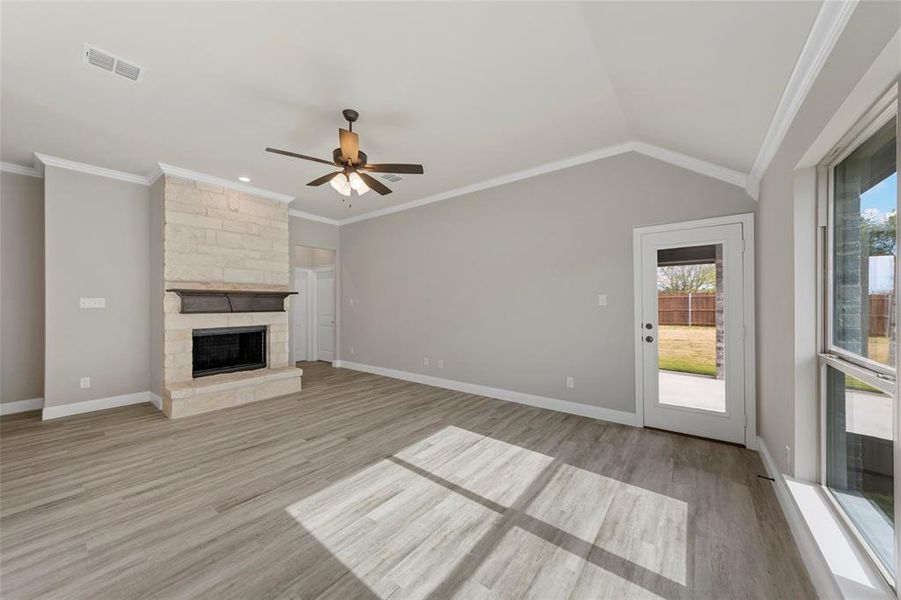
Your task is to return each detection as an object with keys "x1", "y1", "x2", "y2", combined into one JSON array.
[
  {"x1": 83, "y1": 44, "x2": 144, "y2": 82},
  {"x1": 114, "y1": 60, "x2": 141, "y2": 81},
  {"x1": 86, "y1": 46, "x2": 114, "y2": 71},
  {"x1": 379, "y1": 173, "x2": 403, "y2": 183}
]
